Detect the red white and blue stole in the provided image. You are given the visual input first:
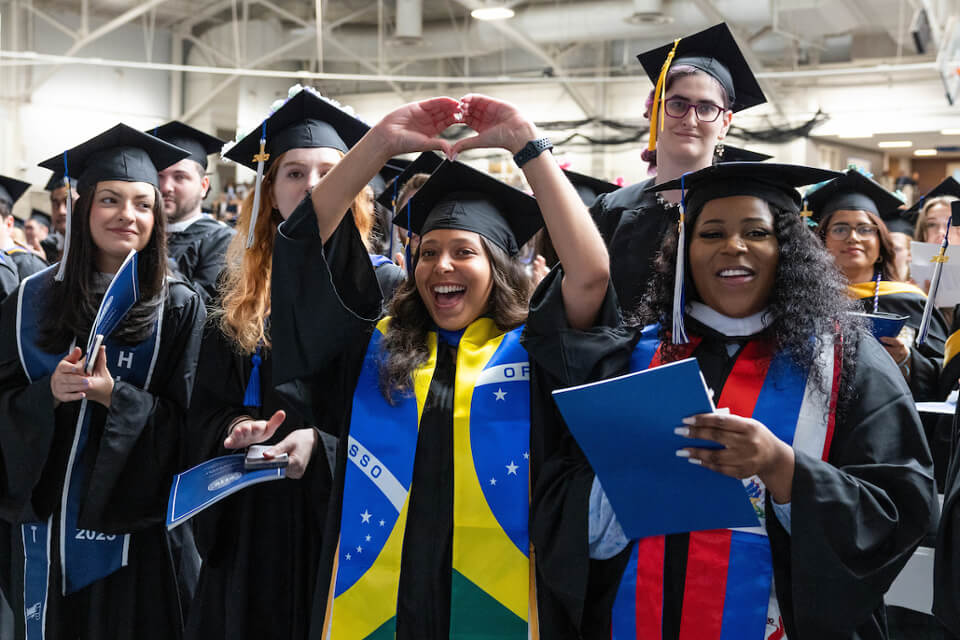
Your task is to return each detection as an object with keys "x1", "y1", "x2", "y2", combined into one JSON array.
[
  {"x1": 15, "y1": 266, "x2": 163, "y2": 639},
  {"x1": 325, "y1": 316, "x2": 535, "y2": 639},
  {"x1": 611, "y1": 324, "x2": 841, "y2": 640}
]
